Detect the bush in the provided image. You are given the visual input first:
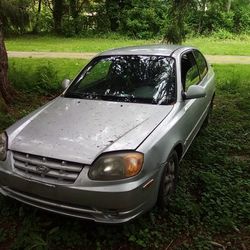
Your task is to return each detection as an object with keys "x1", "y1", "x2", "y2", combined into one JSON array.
[
  {"x1": 9, "y1": 62, "x2": 60, "y2": 95},
  {"x1": 232, "y1": 6, "x2": 250, "y2": 33},
  {"x1": 211, "y1": 29, "x2": 235, "y2": 40},
  {"x1": 61, "y1": 15, "x2": 93, "y2": 37}
]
